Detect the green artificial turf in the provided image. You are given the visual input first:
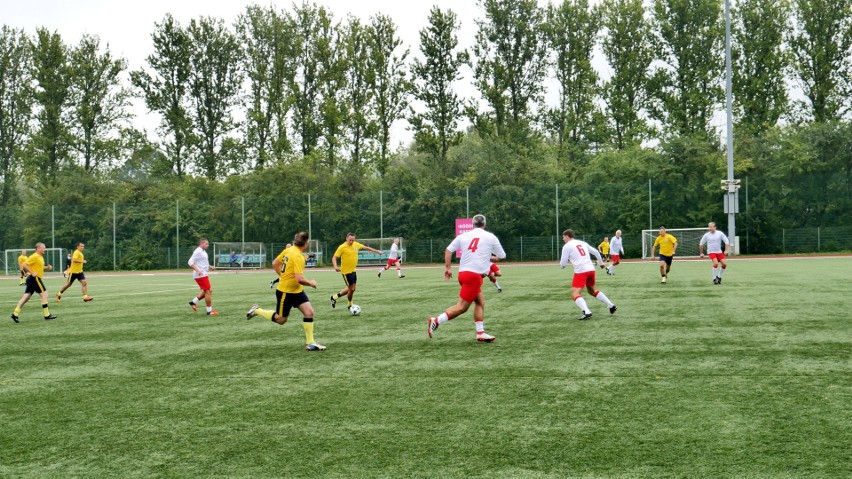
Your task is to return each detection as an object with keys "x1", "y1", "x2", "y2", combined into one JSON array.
[{"x1": 1, "y1": 257, "x2": 850, "y2": 478}]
